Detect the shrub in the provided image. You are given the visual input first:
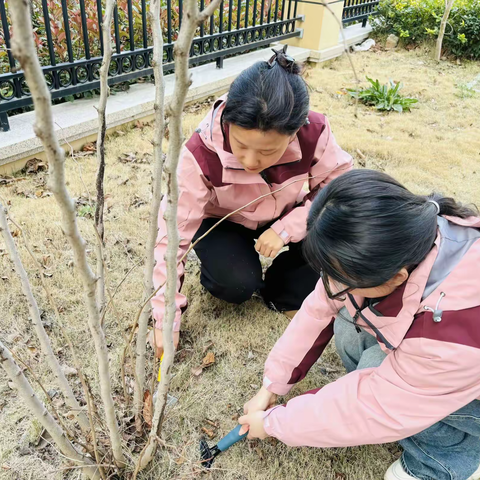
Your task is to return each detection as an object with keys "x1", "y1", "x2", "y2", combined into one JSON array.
[
  {"x1": 373, "y1": 0, "x2": 480, "y2": 59},
  {"x1": 347, "y1": 77, "x2": 418, "y2": 112}
]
